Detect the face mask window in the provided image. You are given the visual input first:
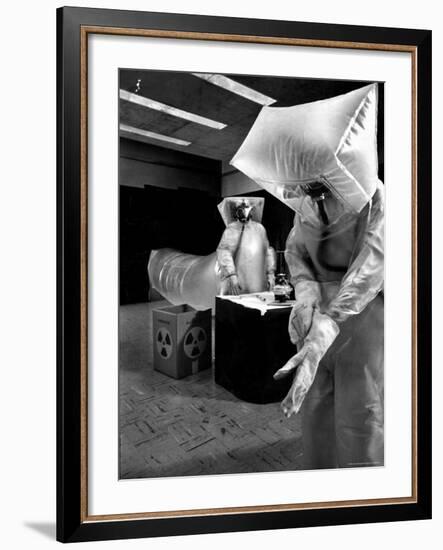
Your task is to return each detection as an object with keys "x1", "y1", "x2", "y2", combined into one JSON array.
[
  {"x1": 300, "y1": 181, "x2": 330, "y2": 201},
  {"x1": 300, "y1": 182, "x2": 332, "y2": 225},
  {"x1": 235, "y1": 202, "x2": 253, "y2": 223}
]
